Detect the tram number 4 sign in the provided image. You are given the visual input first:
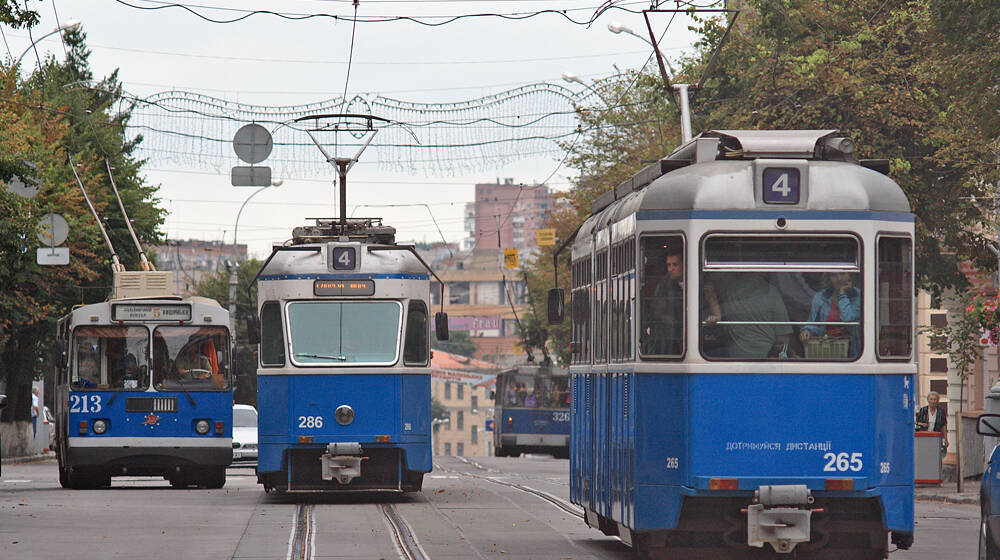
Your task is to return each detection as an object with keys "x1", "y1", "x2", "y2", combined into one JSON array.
[
  {"x1": 762, "y1": 168, "x2": 800, "y2": 204},
  {"x1": 332, "y1": 247, "x2": 357, "y2": 270}
]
